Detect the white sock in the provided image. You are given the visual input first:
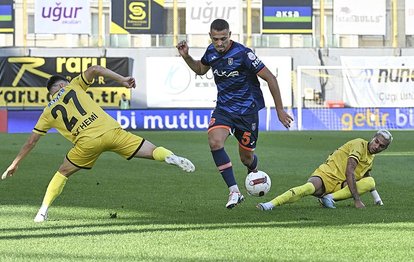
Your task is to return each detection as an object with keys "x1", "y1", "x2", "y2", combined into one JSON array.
[
  {"x1": 229, "y1": 185, "x2": 240, "y2": 193},
  {"x1": 38, "y1": 204, "x2": 49, "y2": 214},
  {"x1": 263, "y1": 202, "x2": 274, "y2": 210},
  {"x1": 370, "y1": 190, "x2": 383, "y2": 204},
  {"x1": 324, "y1": 193, "x2": 333, "y2": 200}
]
